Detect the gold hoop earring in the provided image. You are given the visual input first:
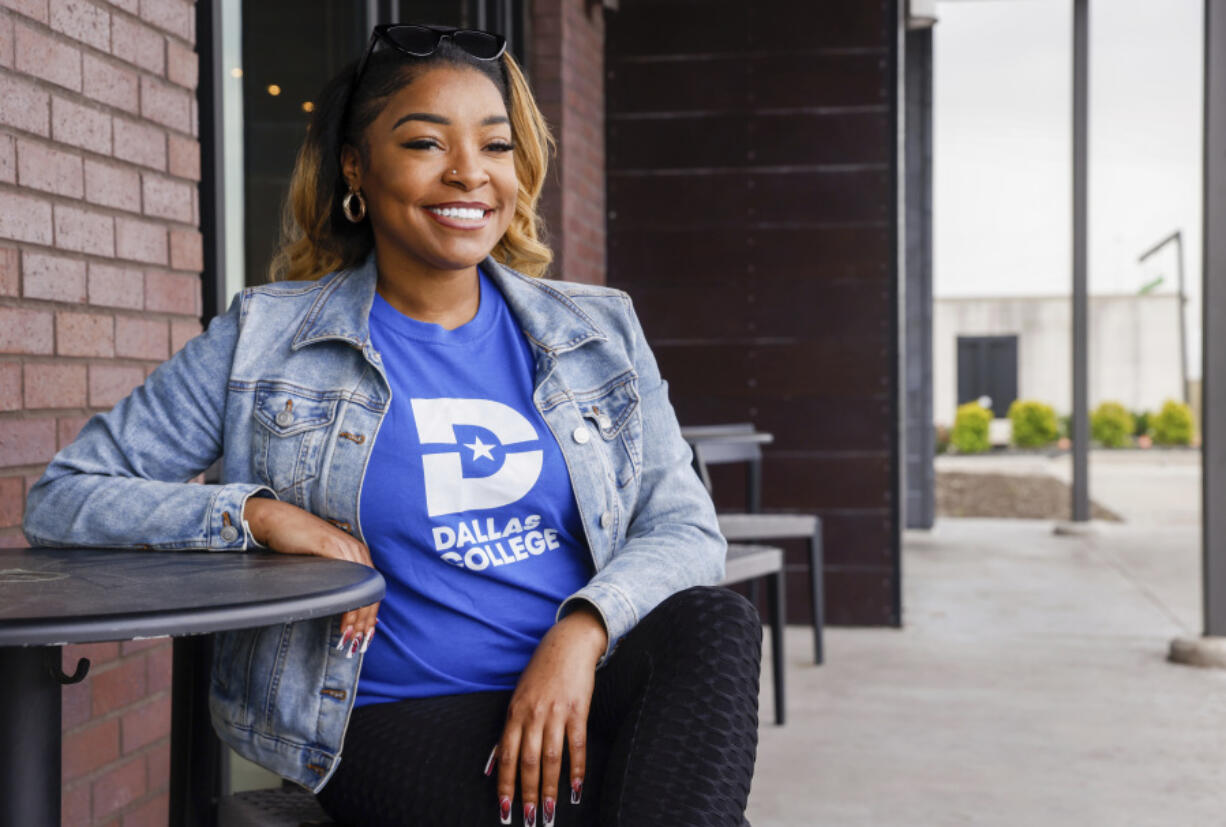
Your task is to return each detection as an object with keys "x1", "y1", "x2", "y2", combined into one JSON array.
[{"x1": 342, "y1": 188, "x2": 366, "y2": 223}]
